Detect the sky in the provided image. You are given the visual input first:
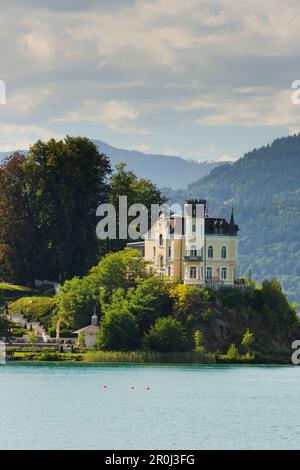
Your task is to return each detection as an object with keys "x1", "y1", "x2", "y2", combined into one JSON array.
[{"x1": 1, "y1": 0, "x2": 300, "y2": 161}]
